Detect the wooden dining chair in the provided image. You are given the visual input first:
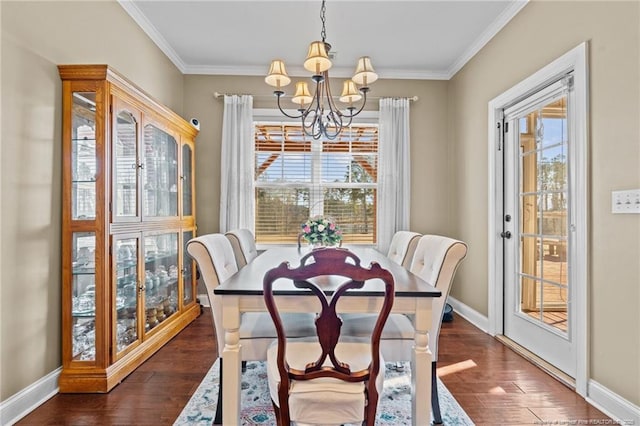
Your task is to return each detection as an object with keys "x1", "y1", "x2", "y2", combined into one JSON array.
[
  {"x1": 341, "y1": 234, "x2": 468, "y2": 425},
  {"x1": 263, "y1": 248, "x2": 395, "y2": 426},
  {"x1": 387, "y1": 230, "x2": 422, "y2": 268},
  {"x1": 225, "y1": 228, "x2": 259, "y2": 269},
  {"x1": 186, "y1": 234, "x2": 316, "y2": 424}
]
